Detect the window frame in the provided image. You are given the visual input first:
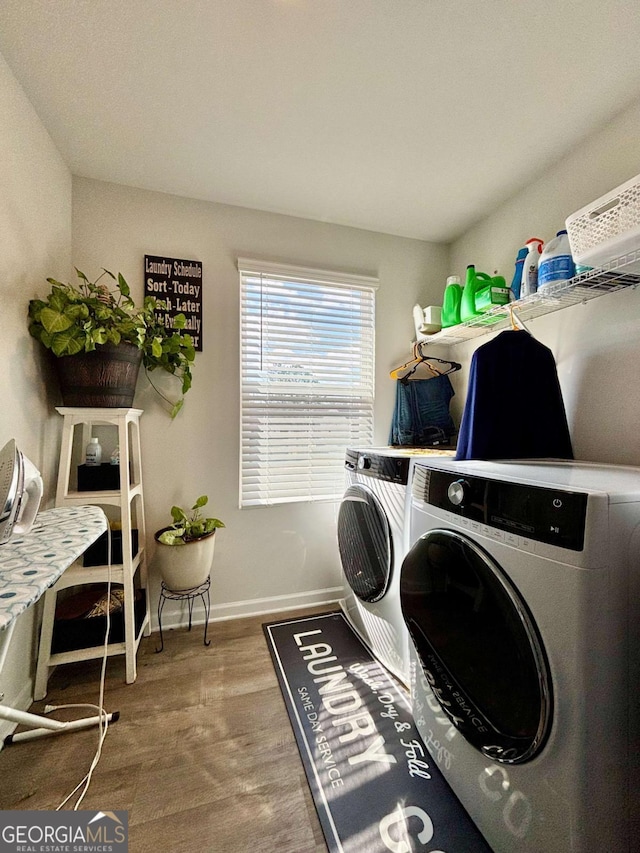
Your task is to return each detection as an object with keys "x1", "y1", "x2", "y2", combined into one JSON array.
[{"x1": 238, "y1": 257, "x2": 378, "y2": 508}]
